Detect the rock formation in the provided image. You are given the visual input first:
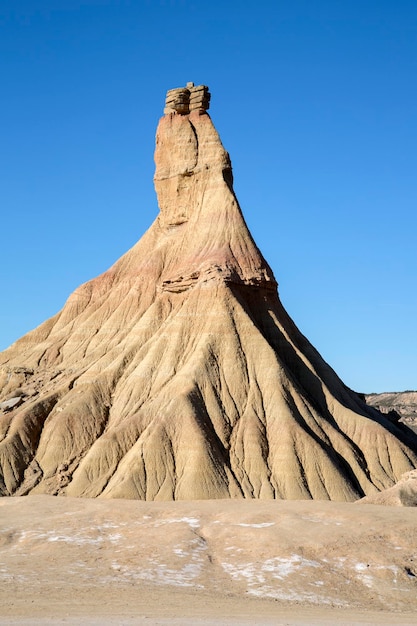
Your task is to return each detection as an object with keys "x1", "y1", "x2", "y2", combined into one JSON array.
[
  {"x1": 164, "y1": 82, "x2": 210, "y2": 115},
  {"x1": 0, "y1": 84, "x2": 416, "y2": 500}
]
